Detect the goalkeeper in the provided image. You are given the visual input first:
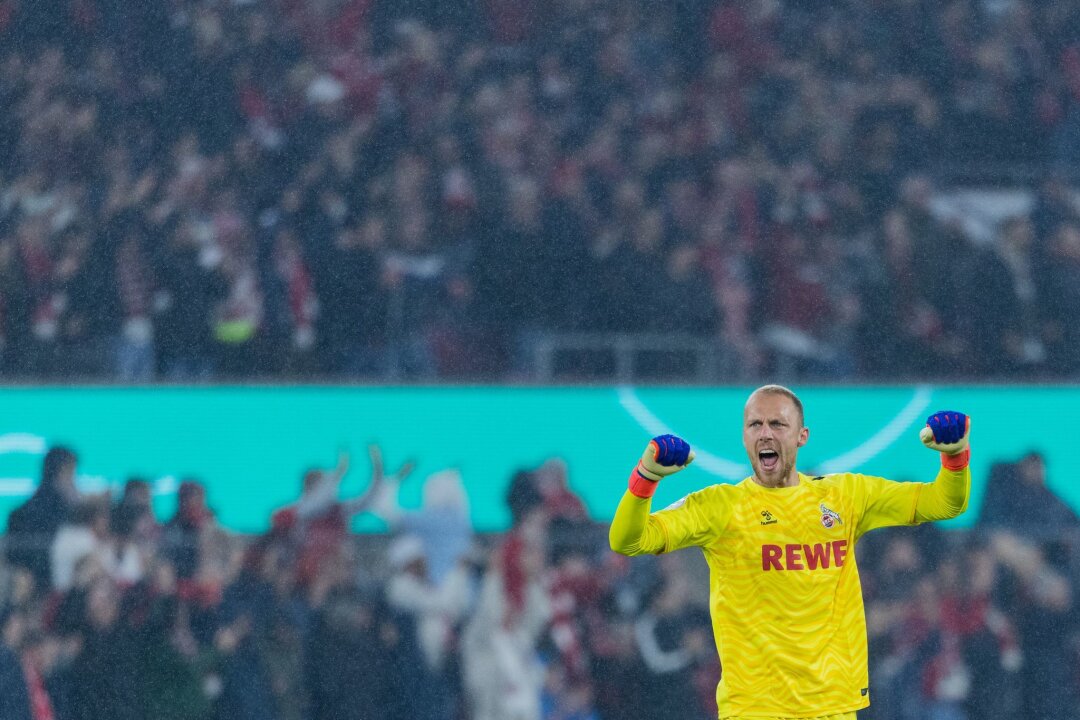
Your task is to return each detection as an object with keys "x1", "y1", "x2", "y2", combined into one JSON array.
[{"x1": 609, "y1": 385, "x2": 971, "y2": 720}]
